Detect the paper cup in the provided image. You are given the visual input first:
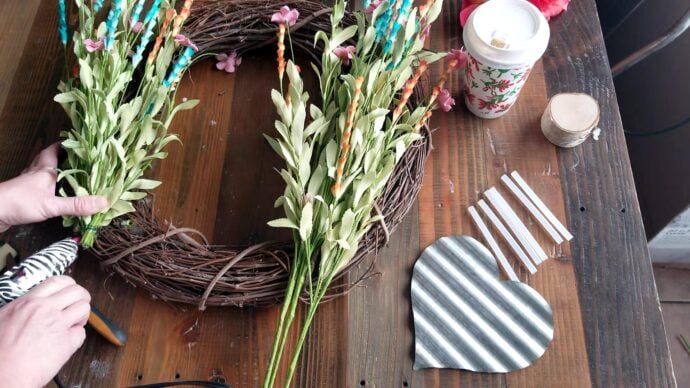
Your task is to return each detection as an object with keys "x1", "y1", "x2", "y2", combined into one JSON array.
[{"x1": 463, "y1": 0, "x2": 550, "y2": 119}]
